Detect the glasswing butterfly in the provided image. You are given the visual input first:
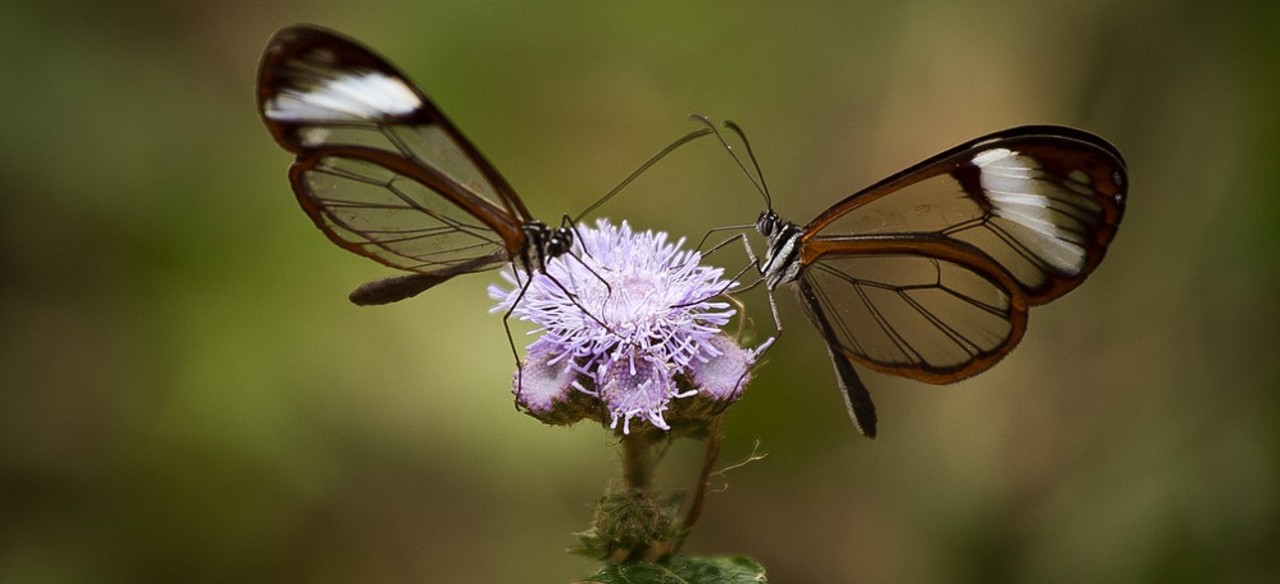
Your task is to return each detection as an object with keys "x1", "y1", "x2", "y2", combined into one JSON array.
[
  {"x1": 257, "y1": 25, "x2": 708, "y2": 306},
  {"x1": 706, "y1": 120, "x2": 1127, "y2": 437}
]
